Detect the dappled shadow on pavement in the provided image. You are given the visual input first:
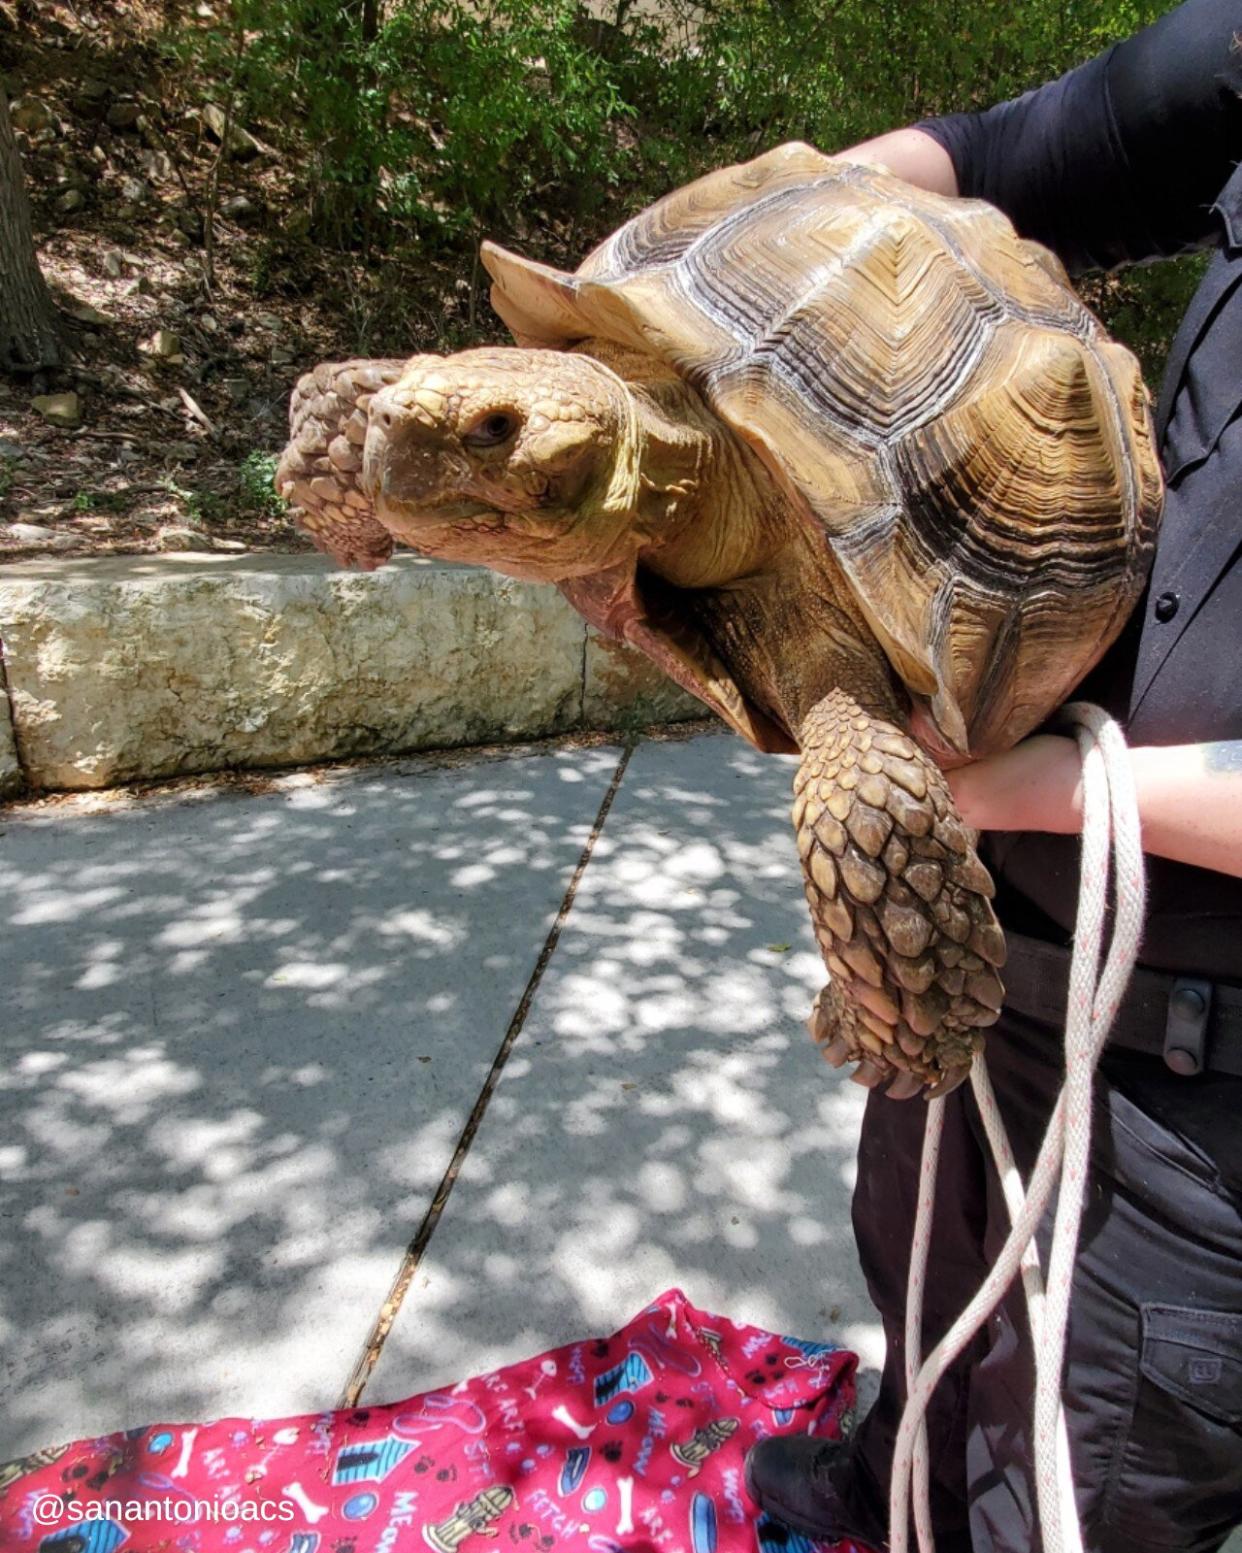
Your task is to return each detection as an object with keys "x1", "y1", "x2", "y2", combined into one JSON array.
[{"x1": 0, "y1": 745, "x2": 619, "y2": 1456}]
